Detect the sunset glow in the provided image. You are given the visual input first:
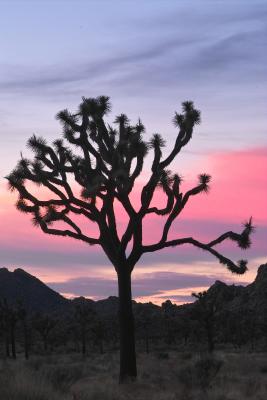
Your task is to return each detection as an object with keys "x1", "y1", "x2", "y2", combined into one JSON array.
[{"x1": 0, "y1": 1, "x2": 266, "y2": 304}]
